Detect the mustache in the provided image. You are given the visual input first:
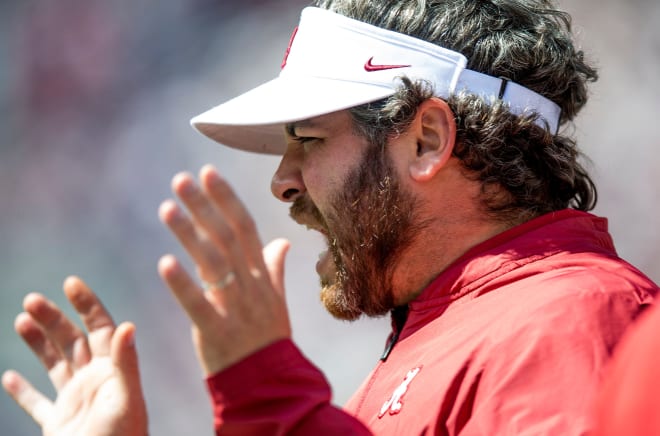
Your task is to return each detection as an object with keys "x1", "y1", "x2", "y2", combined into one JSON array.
[{"x1": 289, "y1": 196, "x2": 328, "y2": 232}]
